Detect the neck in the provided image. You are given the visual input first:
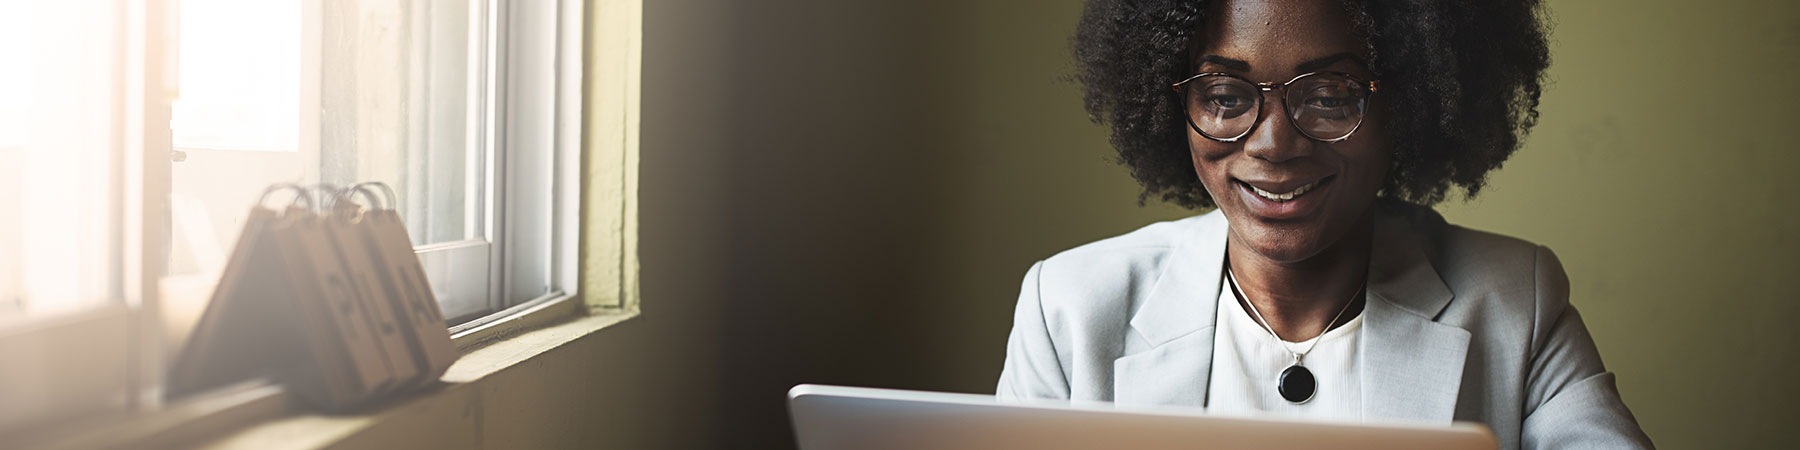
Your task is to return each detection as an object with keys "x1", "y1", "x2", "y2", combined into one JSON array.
[{"x1": 1226, "y1": 211, "x2": 1375, "y2": 341}]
